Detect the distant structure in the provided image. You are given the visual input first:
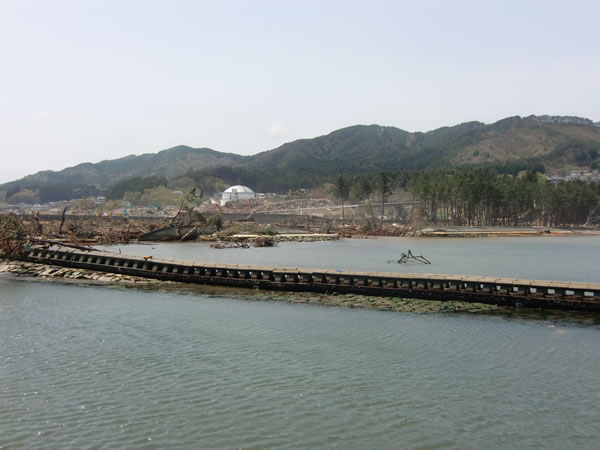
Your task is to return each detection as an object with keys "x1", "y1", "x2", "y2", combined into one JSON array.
[
  {"x1": 220, "y1": 185, "x2": 256, "y2": 206},
  {"x1": 546, "y1": 169, "x2": 600, "y2": 184}
]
